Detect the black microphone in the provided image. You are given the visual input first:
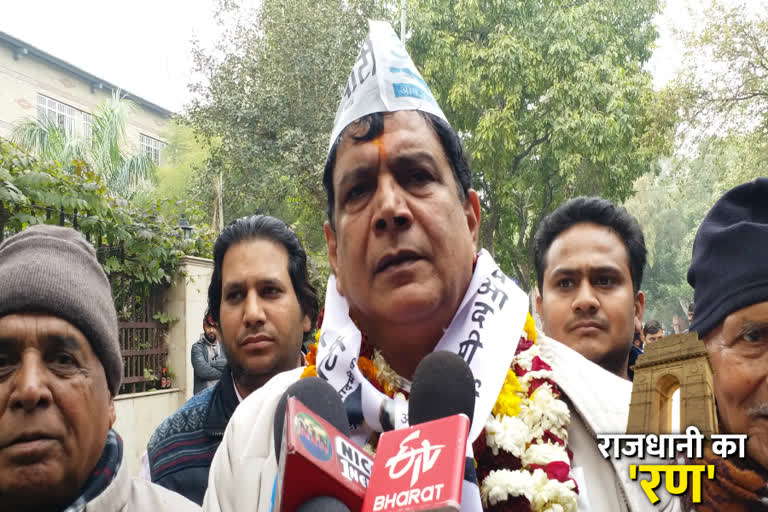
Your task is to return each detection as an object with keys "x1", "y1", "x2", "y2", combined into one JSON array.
[
  {"x1": 296, "y1": 496, "x2": 352, "y2": 512},
  {"x1": 272, "y1": 377, "x2": 371, "y2": 511},
  {"x1": 408, "y1": 351, "x2": 476, "y2": 427},
  {"x1": 361, "y1": 352, "x2": 478, "y2": 512},
  {"x1": 409, "y1": 351, "x2": 479, "y2": 487}
]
